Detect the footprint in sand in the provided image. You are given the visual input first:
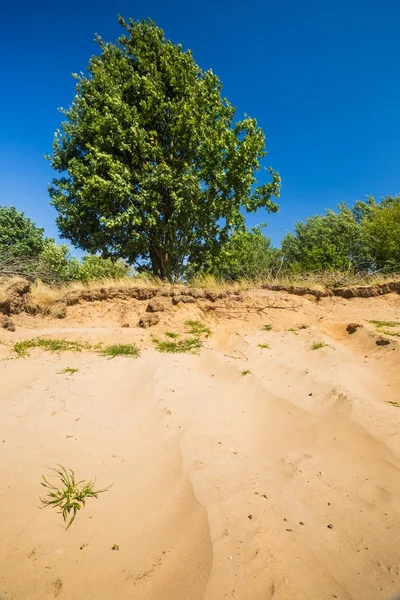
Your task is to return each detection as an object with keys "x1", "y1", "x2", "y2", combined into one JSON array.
[{"x1": 47, "y1": 578, "x2": 62, "y2": 598}]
